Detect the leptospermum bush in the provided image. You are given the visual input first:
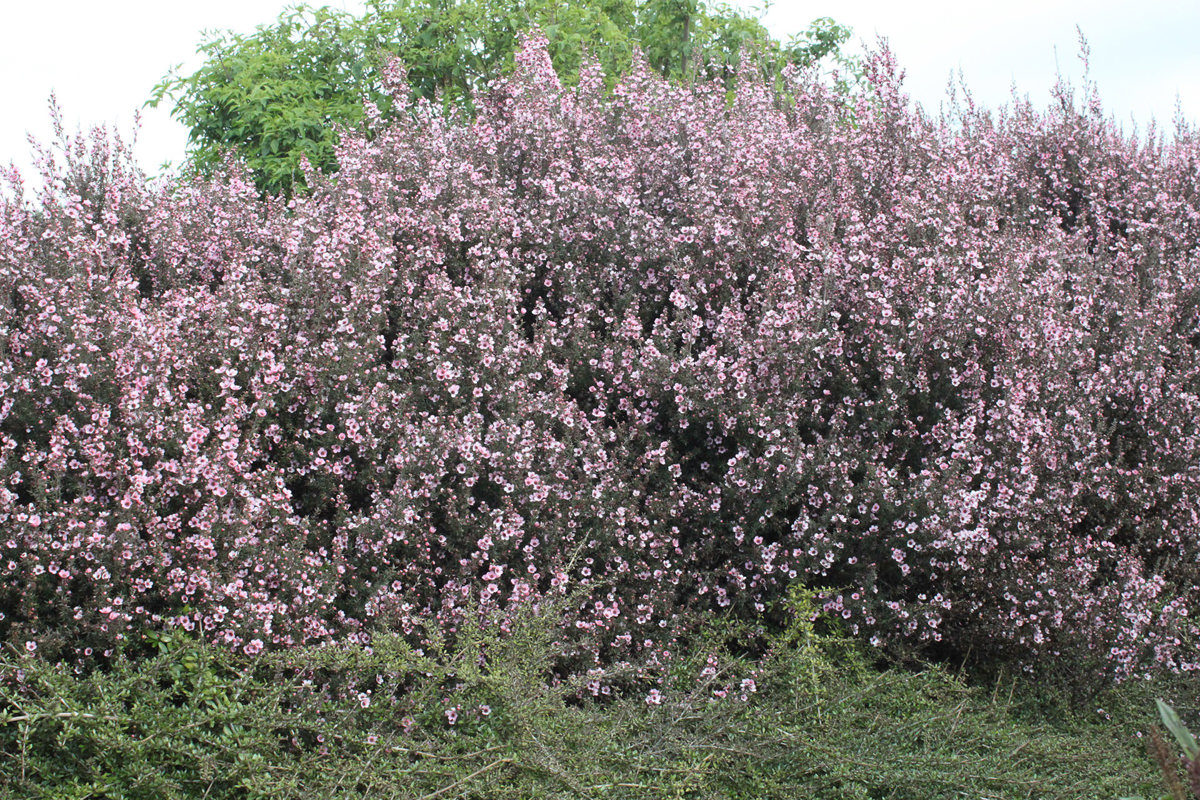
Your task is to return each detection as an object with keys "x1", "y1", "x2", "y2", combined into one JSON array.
[{"x1": 3, "y1": 35, "x2": 1200, "y2": 683}]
